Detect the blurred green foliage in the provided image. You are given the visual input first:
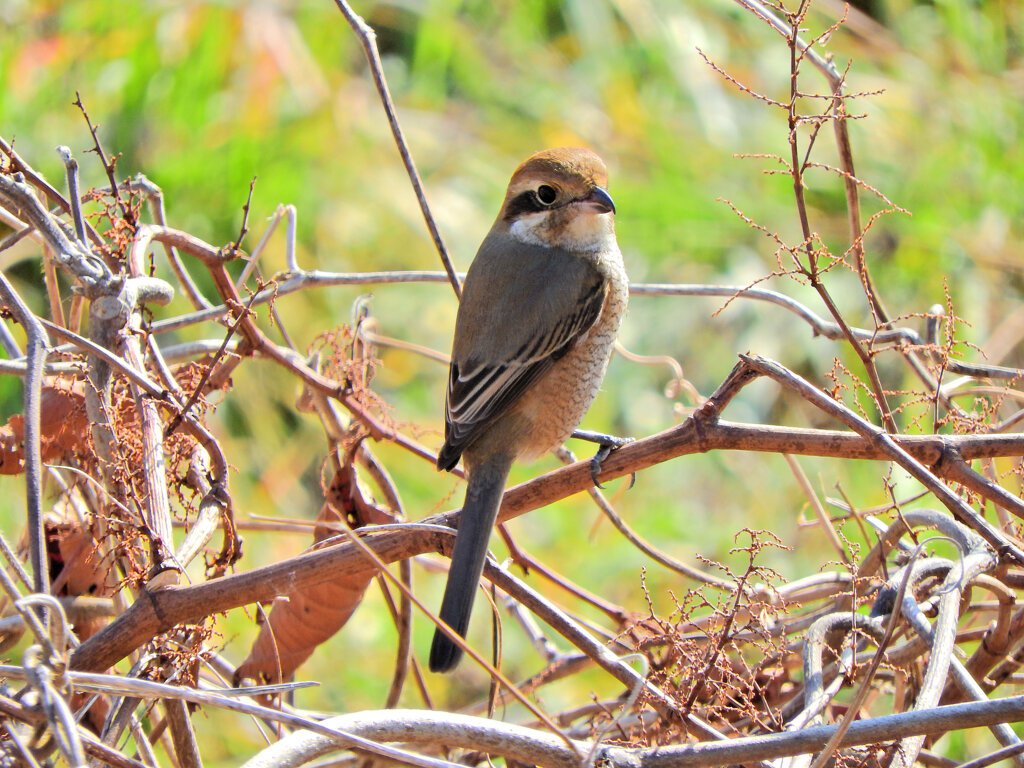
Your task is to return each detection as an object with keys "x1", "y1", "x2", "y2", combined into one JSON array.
[{"x1": 1, "y1": 0, "x2": 1022, "y2": 762}]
